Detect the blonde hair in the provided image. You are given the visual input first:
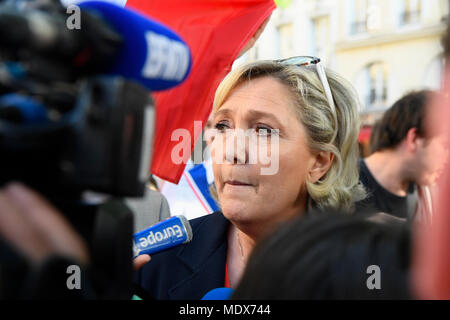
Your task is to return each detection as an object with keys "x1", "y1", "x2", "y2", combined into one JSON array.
[{"x1": 213, "y1": 60, "x2": 365, "y2": 211}]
